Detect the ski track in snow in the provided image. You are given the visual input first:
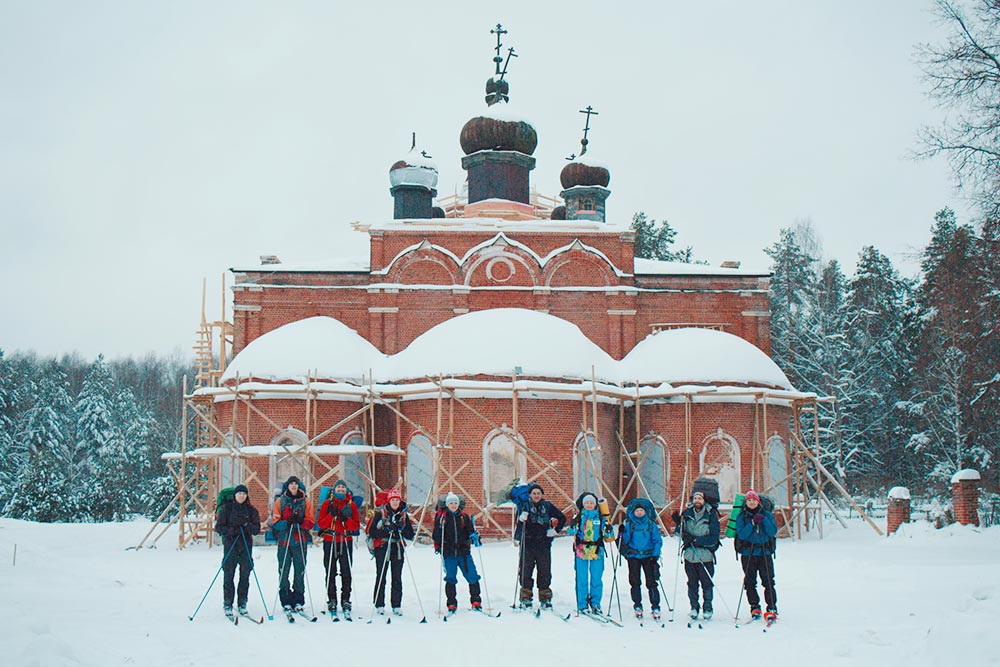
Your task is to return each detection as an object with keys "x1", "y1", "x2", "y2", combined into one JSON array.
[{"x1": 0, "y1": 518, "x2": 998, "y2": 666}]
